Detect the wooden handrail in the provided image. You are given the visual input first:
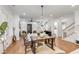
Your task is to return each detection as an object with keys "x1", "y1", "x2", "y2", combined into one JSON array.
[{"x1": 63, "y1": 22, "x2": 75, "y2": 31}]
